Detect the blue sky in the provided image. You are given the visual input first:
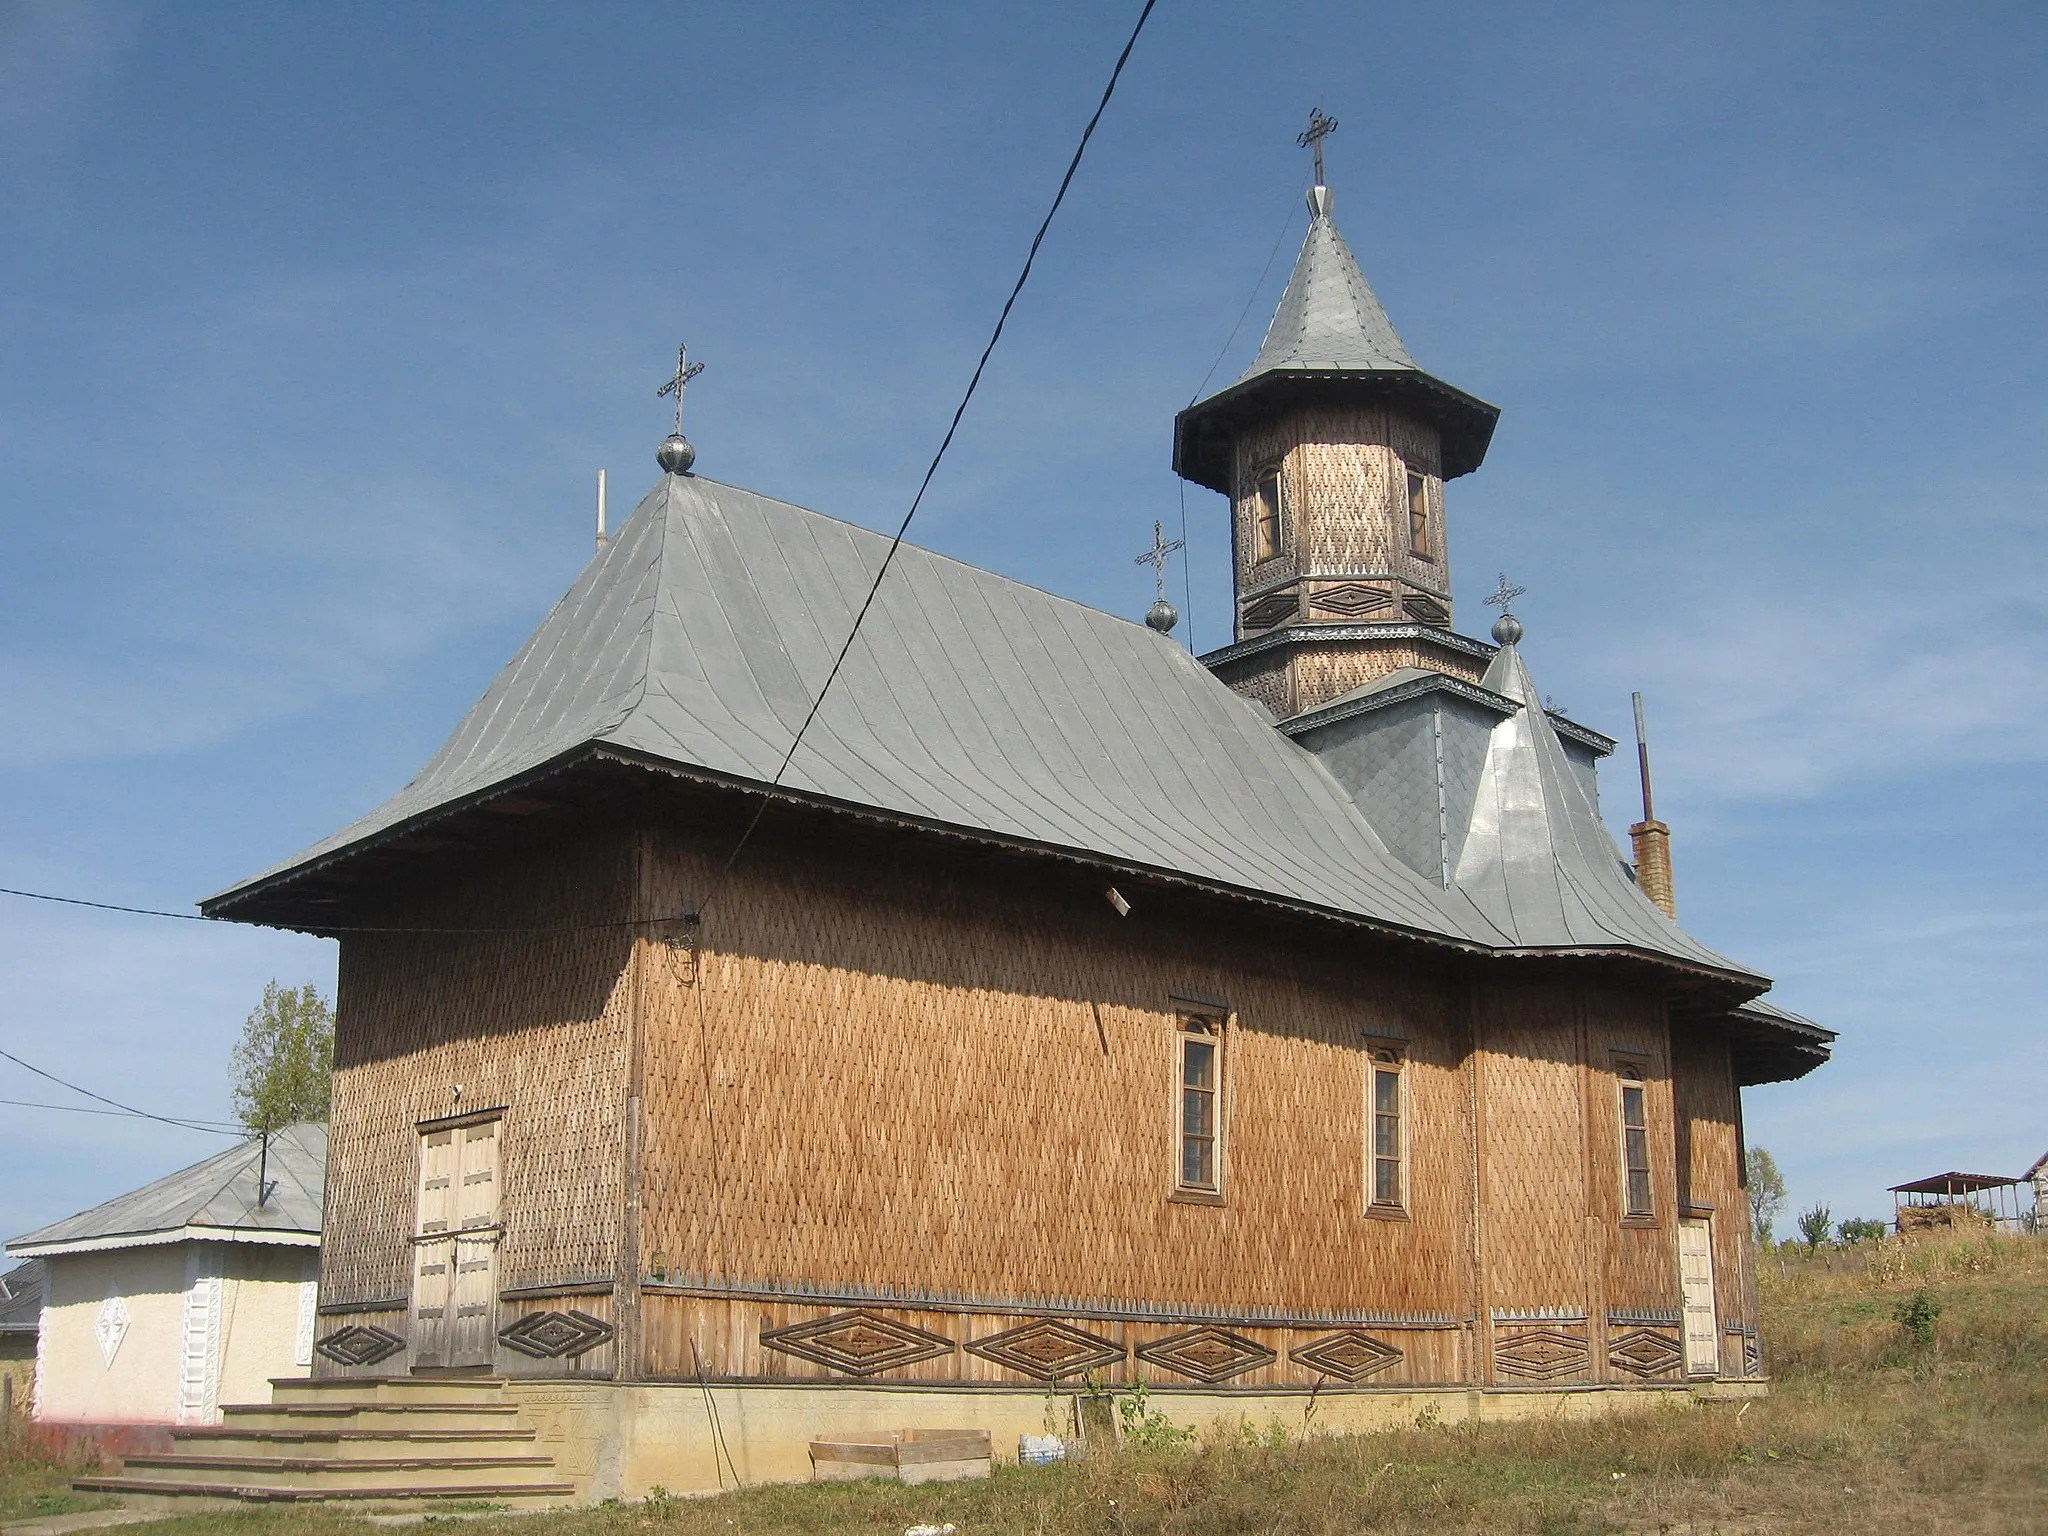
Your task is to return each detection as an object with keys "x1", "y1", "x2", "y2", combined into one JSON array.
[{"x1": 2, "y1": 1, "x2": 2043, "y2": 1243}]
